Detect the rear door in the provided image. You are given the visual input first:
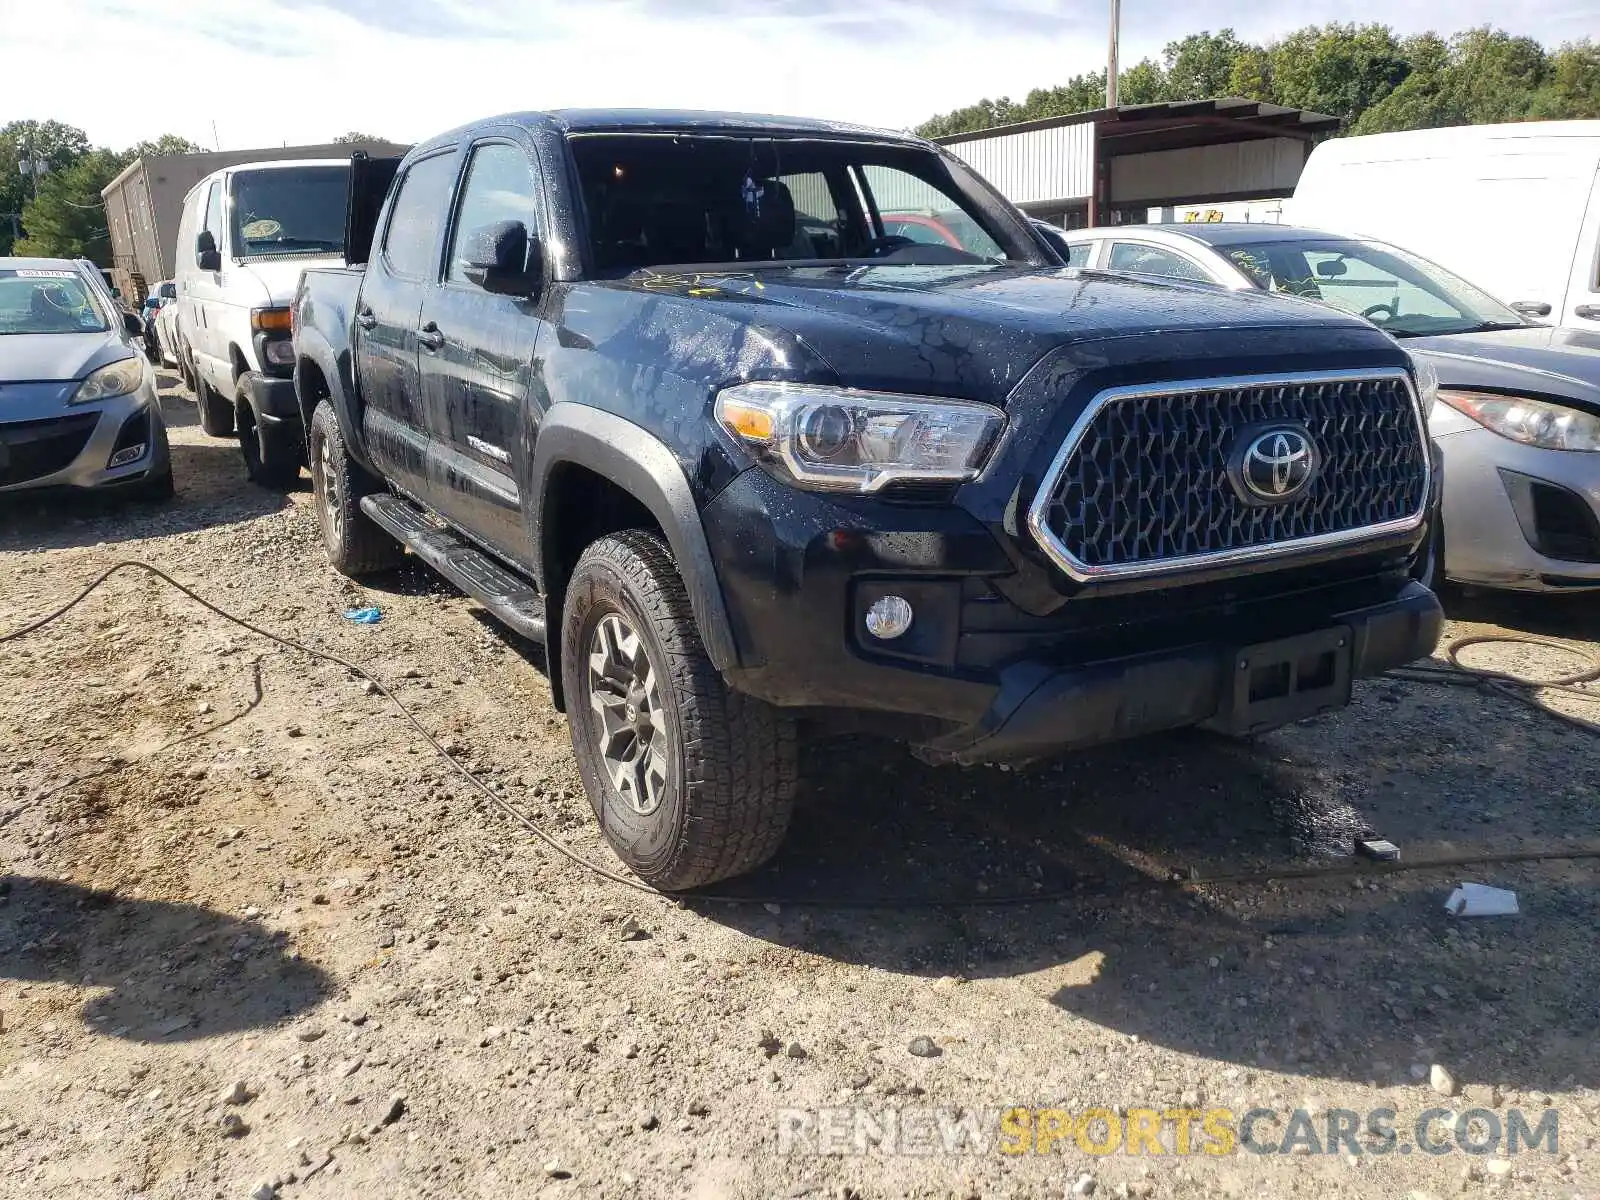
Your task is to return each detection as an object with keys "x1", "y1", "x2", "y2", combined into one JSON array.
[
  {"x1": 417, "y1": 136, "x2": 547, "y2": 561},
  {"x1": 358, "y1": 147, "x2": 460, "y2": 499}
]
